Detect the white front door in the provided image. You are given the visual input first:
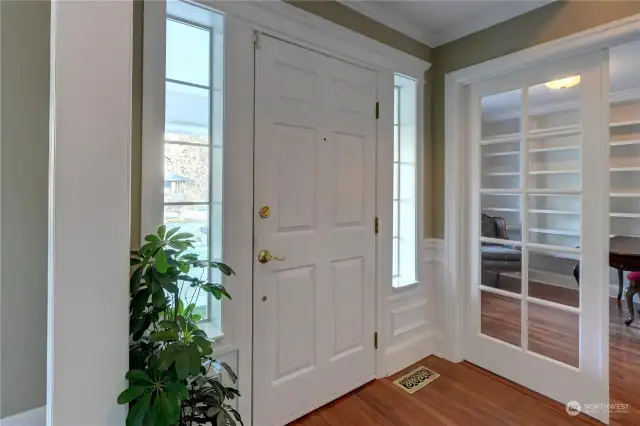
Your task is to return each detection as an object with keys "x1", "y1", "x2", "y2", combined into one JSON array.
[
  {"x1": 465, "y1": 51, "x2": 610, "y2": 422},
  {"x1": 253, "y1": 35, "x2": 378, "y2": 426}
]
